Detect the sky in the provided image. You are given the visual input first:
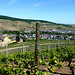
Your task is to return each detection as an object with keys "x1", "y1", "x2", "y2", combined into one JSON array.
[{"x1": 0, "y1": 0, "x2": 75, "y2": 24}]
